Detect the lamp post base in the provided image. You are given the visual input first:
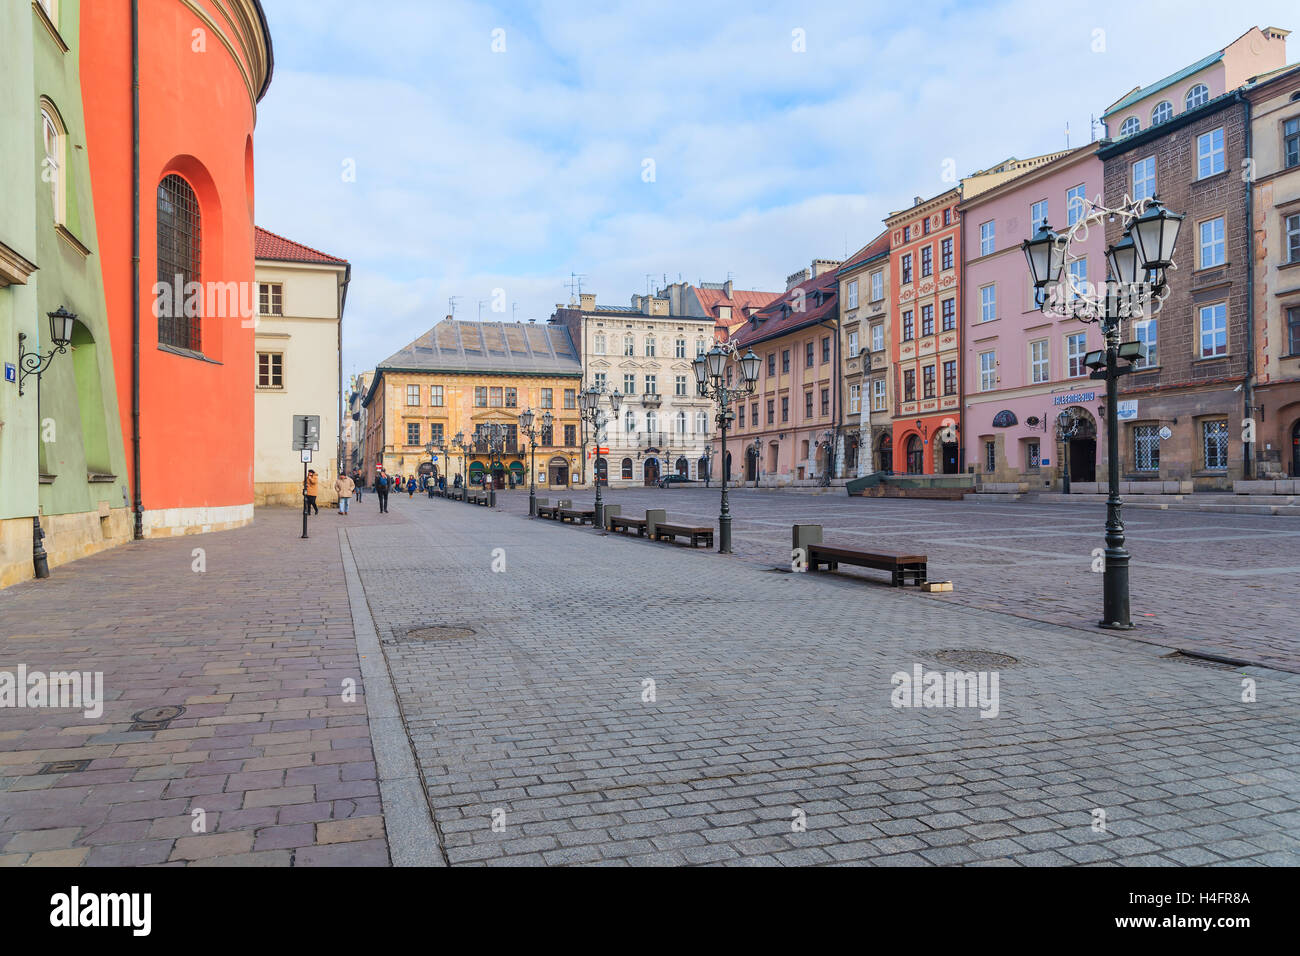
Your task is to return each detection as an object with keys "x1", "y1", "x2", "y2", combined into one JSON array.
[
  {"x1": 32, "y1": 515, "x2": 50, "y2": 579},
  {"x1": 719, "y1": 513, "x2": 732, "y2": 554},
  {"x1": 1098, "y1": 621, "x2": 1136, "y2": 631}
]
